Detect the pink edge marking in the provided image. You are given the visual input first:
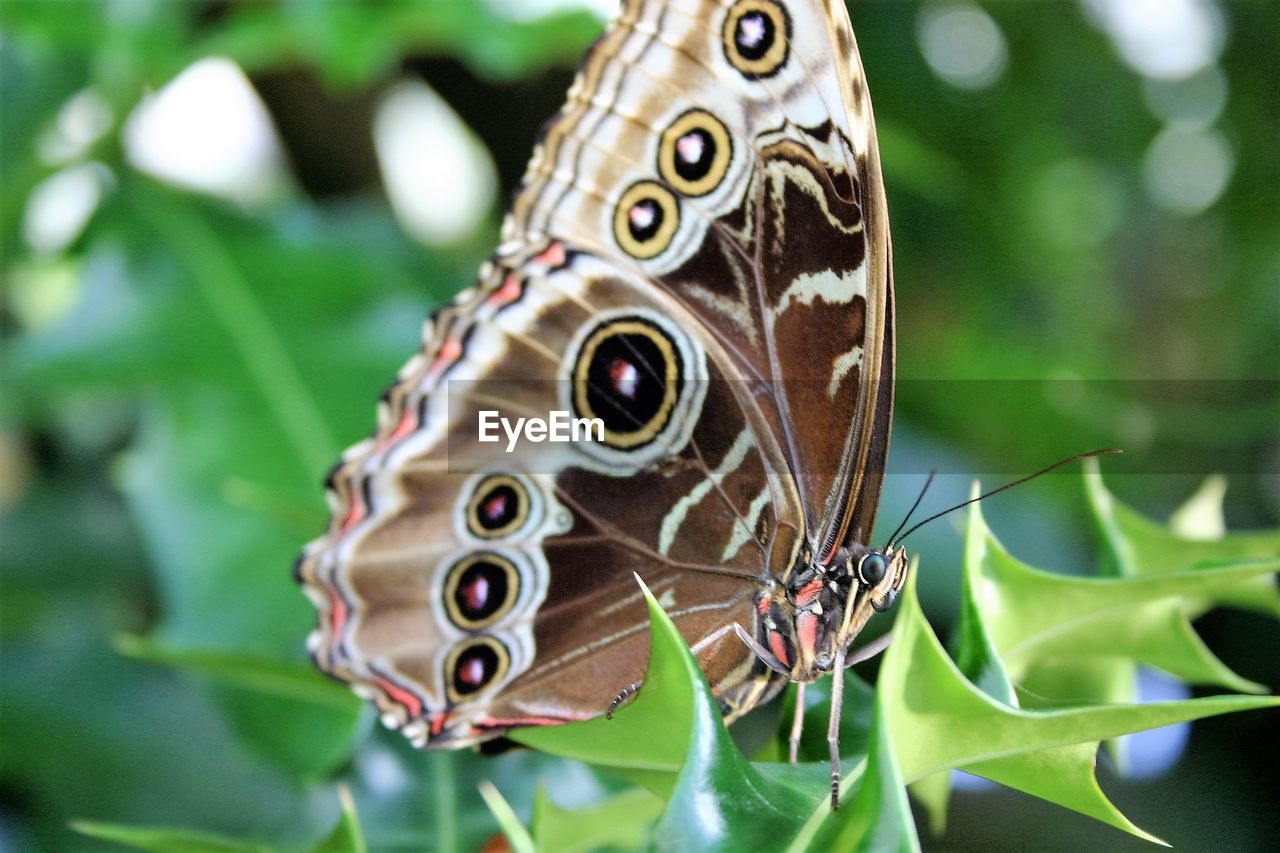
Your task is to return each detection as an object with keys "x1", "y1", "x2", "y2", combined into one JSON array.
[
  {"x1": 338, "y1": 496, "x2": 366, "y2": 535},
  {"x1": 427, "y1": 336, "x2": 463, "y2": 381},
  {"x1": 486, "y1": 273, "x2": 523, "y2": 309},
  {"x1": 472, "y1": 715, "x2": 571, "y2": 731},
  {"x1": 328, "y1": 591, "x2": 348, "y2": 638},
  {"x1": 429, "y1": 711, "x2": 453, "y2": 737},
  {"x1": 374, "y1": 676, "x2": 424, "y2": 718},
  {"x1": 796, "y1": 612, "x2": 818, "y2": 661},
  {"x1": 532, "y1": 241, "x2": 566, "y2": 268},
  {"x1": 768, "y1": 629, "x2": 791, "y2": 668},
  {"x1": 380, "y1": 405, "x2": 418, "y2": 449}
]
